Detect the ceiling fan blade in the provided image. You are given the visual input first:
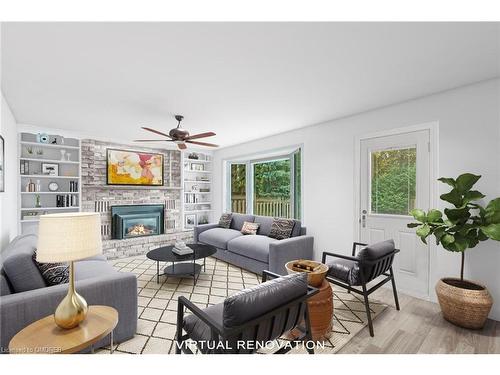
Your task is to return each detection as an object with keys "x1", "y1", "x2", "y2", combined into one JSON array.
[
  {"x1": 185, "y1": 132, "x2": 216, "y2": 141},
  {"x1": 134, "y1": 139, "x2": 173, "y2": 142},
  {"x1": 141, "y1": 127, "x2": 172, "y2": 139},
  {"x1": 186, "y1": 140, "x2": 219, "y2": 147},
  {"x1": 177, "y1": 143, "x2": 187, "y2": 150}
]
